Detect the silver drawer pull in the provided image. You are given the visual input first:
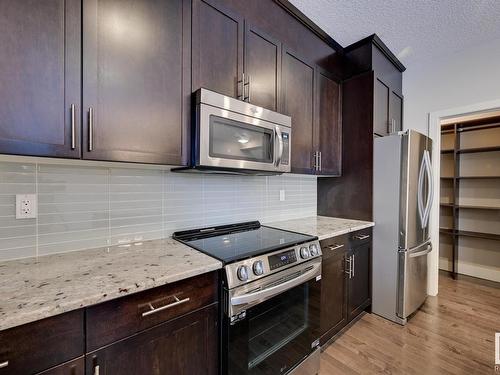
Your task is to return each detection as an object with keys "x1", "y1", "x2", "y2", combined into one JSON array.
[
  {"x1": 141, "y1": 296, "x2": 190, "y2": 317},
  {"x1": 328, "y1": 244, "x2": 344, "y2": 251},
  {"x1": 0, "y1": 361, "x2": 8, "y2": 369},
  {"x1": 353, "y1": 234, "x2": 370, "y2": 240}
]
